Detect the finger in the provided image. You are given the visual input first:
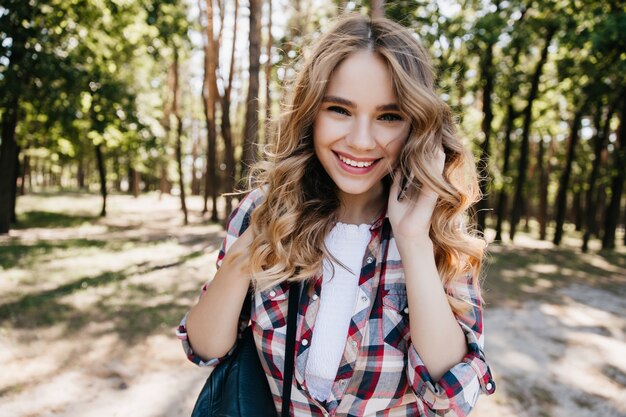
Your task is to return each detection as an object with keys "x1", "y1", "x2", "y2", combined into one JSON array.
[
  {"x1": 395, "y1": 171, "x2": 415, "y2": 202},
  {"x1": 389, "y1": 168, "x2": 401, "y2": 199}
]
